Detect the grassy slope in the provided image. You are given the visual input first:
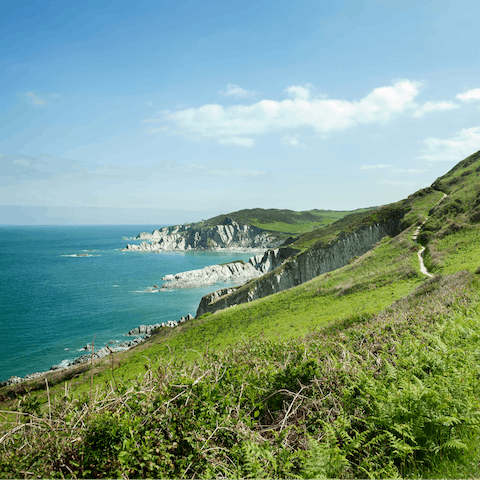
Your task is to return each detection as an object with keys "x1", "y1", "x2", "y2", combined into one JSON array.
[
  {"x1": 420, "y1": 150, "x2": 480, "y2": 276},
  {"x1": 2, "y1": 153, "x2": 480, "y2": 478},
  {"x1": 200, "y1": 207, "x2": 377, "y2": 234}
]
